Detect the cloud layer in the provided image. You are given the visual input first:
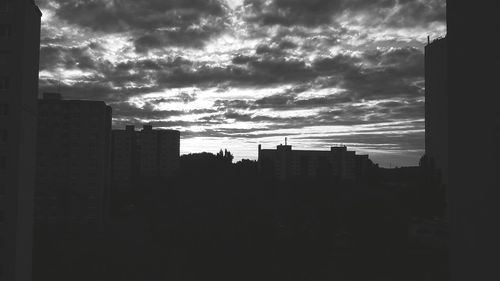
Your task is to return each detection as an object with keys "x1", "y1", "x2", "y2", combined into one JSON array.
[{"x1": 36, "y1": 0, "x2": 446, "y2": 166}]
